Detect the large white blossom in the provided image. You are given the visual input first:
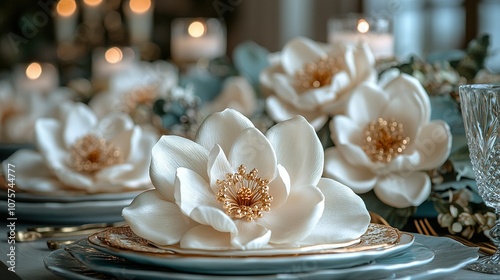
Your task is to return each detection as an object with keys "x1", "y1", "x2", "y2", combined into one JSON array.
[
  {"x1": 90, "y1": 60, "x2": 178, "y2": 118},
  {"x1": 0, "y1": 81, "x2": 75, "y2": 143},
  {"x1": 260, "y1": 37, "x2": 376, "y2": 130},
  {"x1": 2, "y1": 102, "x2": 158, "y2": 193},
  {"x1": 123, "y1": 109, "x2": 369, "y2": 250},
  {"x1": 324, "y1": 73, "x2": 452, "y2": 208}
]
